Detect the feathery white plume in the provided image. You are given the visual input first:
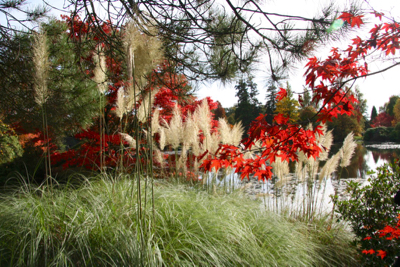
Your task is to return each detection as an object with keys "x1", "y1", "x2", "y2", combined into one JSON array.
[
  {"x1": 93, "y1": 46, "x2": 108, "y2": 94},
  {"x1": 119, "y1": 133, "x2": 136, "y2": 149},
  {"x1": 115, "y1": 87, "x2": 126, "y2": 120},
  {"x1": 339, "y1": 132, "x2": 357, "y2": 168},
  {"x1": 319, "y1": 152, "x2": 340, "y2": 180},
  {"x1": 33, "y1": 31, "x2": 50, "y2": 106},
  {"x1": 137, "y1": 88, "x2": 159, "y2": 123},
  {"x1": 151, "y1": 108, "x2": 160, "y2": 135}
]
